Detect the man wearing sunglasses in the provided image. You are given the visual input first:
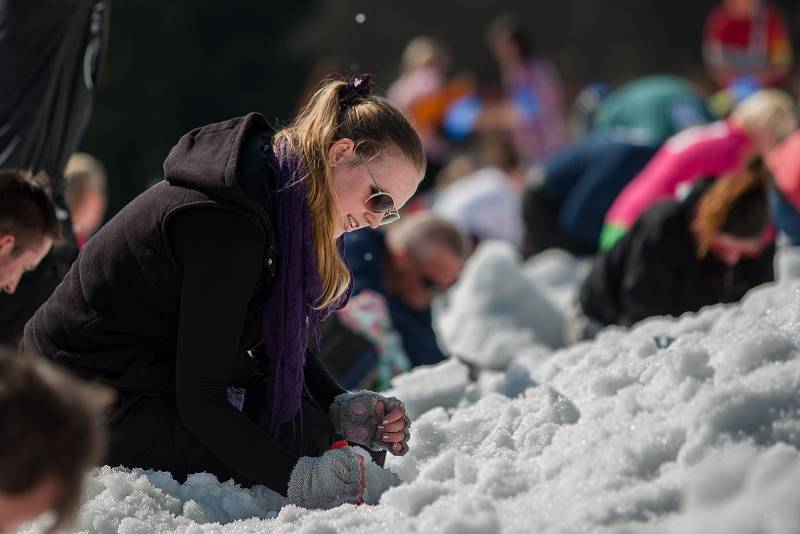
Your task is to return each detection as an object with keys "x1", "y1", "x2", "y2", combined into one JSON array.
[{"x1": 319, "y1": 212, "x2": 468, "y2": 389}]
